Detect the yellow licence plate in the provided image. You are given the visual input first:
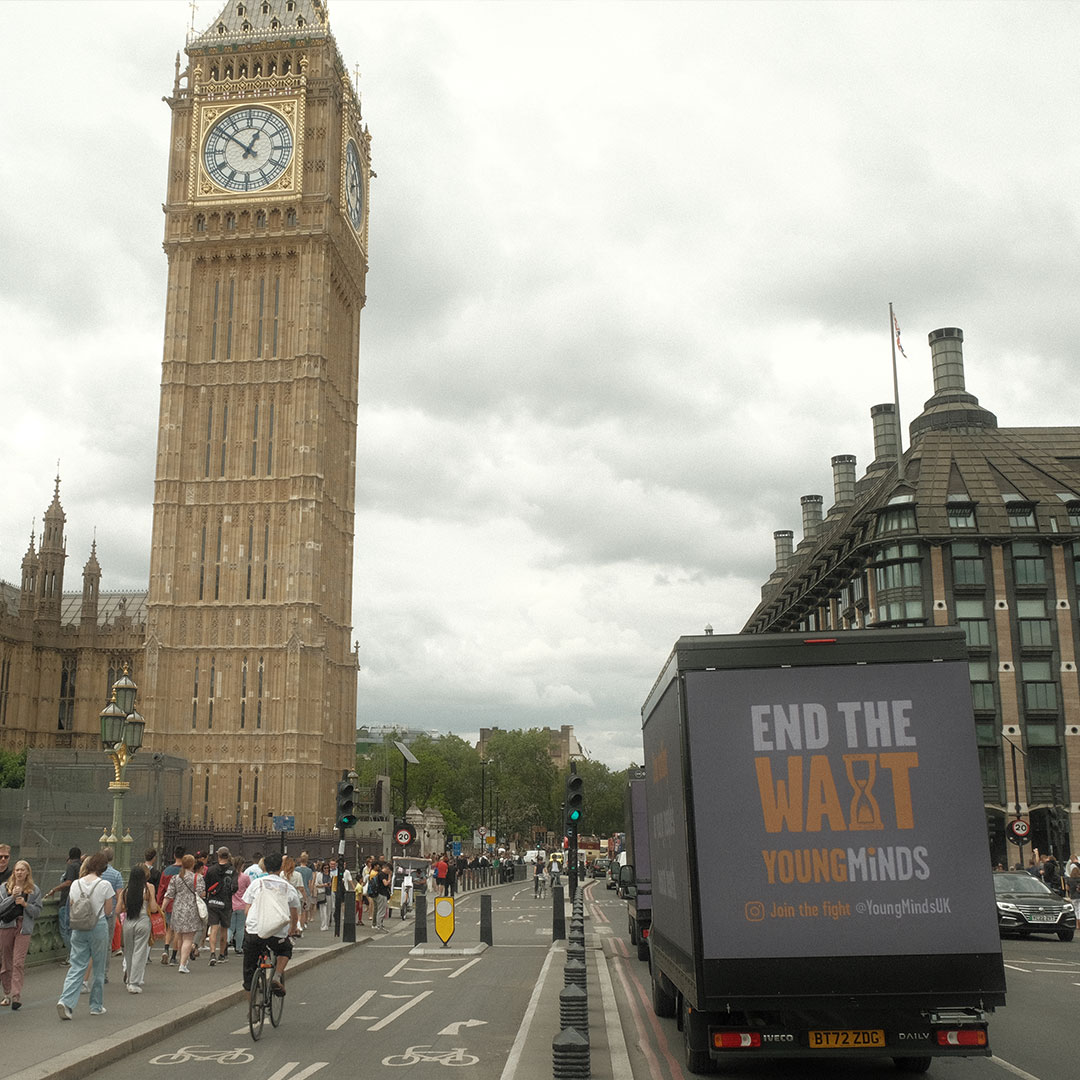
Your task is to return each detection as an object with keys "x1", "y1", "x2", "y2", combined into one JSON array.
[{"x1": 808, "y1": 1029, "x2": 886, "y2": 1049}]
